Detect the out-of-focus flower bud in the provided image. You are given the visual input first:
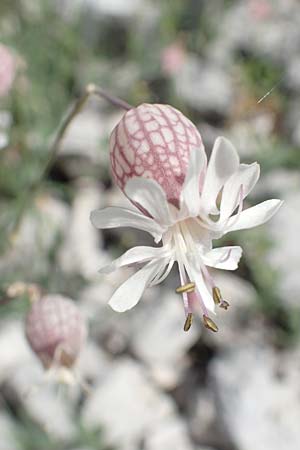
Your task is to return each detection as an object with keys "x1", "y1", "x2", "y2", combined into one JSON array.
[
  {"x1": 25, "y1": 294, "x2": 87, "y2": 371},
  {"x1": 160, "y1": 41, "x2": 186, "y2": 76}
]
